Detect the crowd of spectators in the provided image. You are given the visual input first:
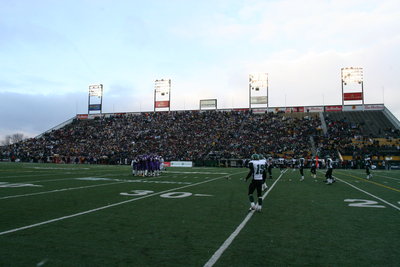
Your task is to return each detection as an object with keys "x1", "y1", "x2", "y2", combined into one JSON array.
[
  {"x1": 1, "y1": 110, "x2": 398, "y2": 165},
  {"x1": 314, "y1": 116, "x2": 400, "y2": 160},
  {"x1": 1, "y1": 110, "x2": 323, "y2": 163}
]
